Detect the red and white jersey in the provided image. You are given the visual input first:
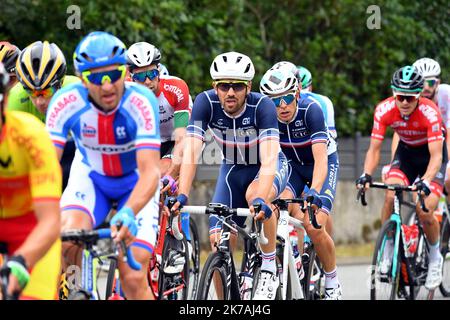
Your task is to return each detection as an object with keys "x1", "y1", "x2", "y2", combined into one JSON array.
[
  {"x1": 371, "y1": 97, "x2": 444, "y2": 147},
  {"x1": 156, "y1": 76, "x2": 191, "y2": 142}
]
